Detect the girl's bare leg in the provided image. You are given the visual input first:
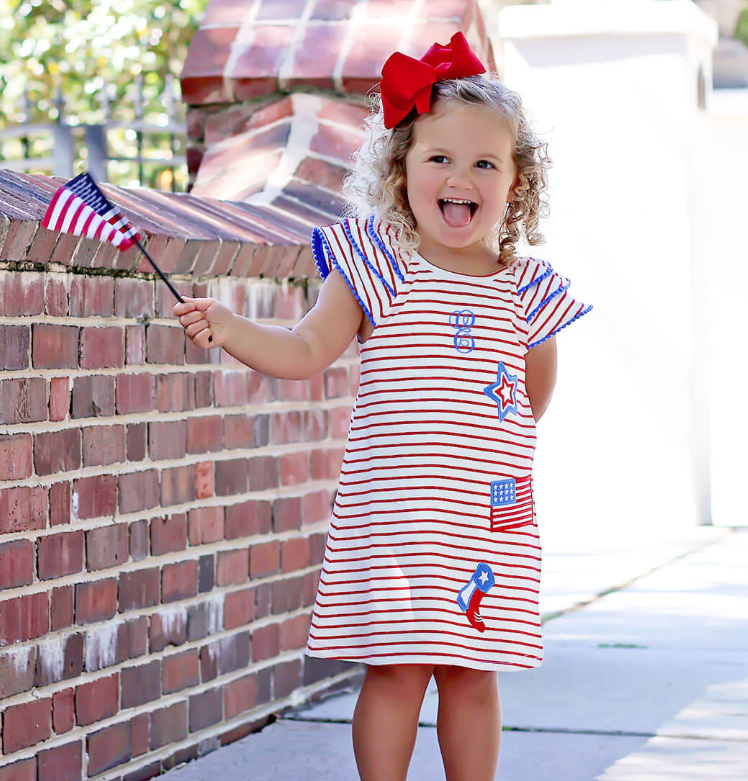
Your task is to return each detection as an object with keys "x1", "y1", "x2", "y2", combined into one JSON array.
[
  {"x1": 352, "y1": 663, "x2": 434, "y2": 781},
  {"x1": 434, "y1": 665, "x2": 502, "y2": 781}
]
